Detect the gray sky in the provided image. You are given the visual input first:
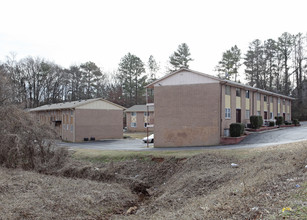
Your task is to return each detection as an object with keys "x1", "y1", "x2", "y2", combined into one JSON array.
[{"x1": 1, "y1": 0, "x2": 306, "y2": 77}]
